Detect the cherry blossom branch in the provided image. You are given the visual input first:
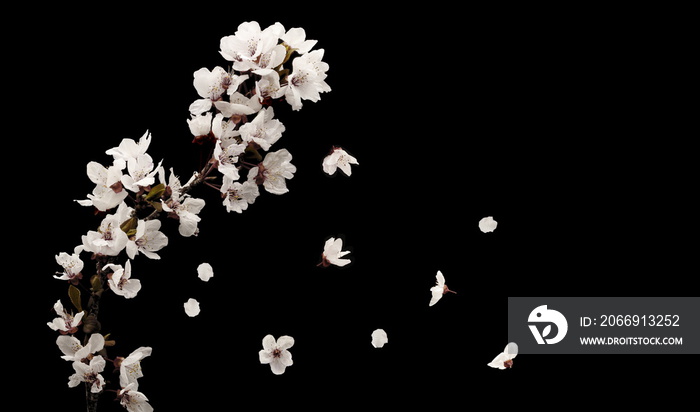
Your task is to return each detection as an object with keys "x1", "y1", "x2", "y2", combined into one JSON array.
[{"x1": 47, "y1": 20, "x2": 341, "y2": 412}]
